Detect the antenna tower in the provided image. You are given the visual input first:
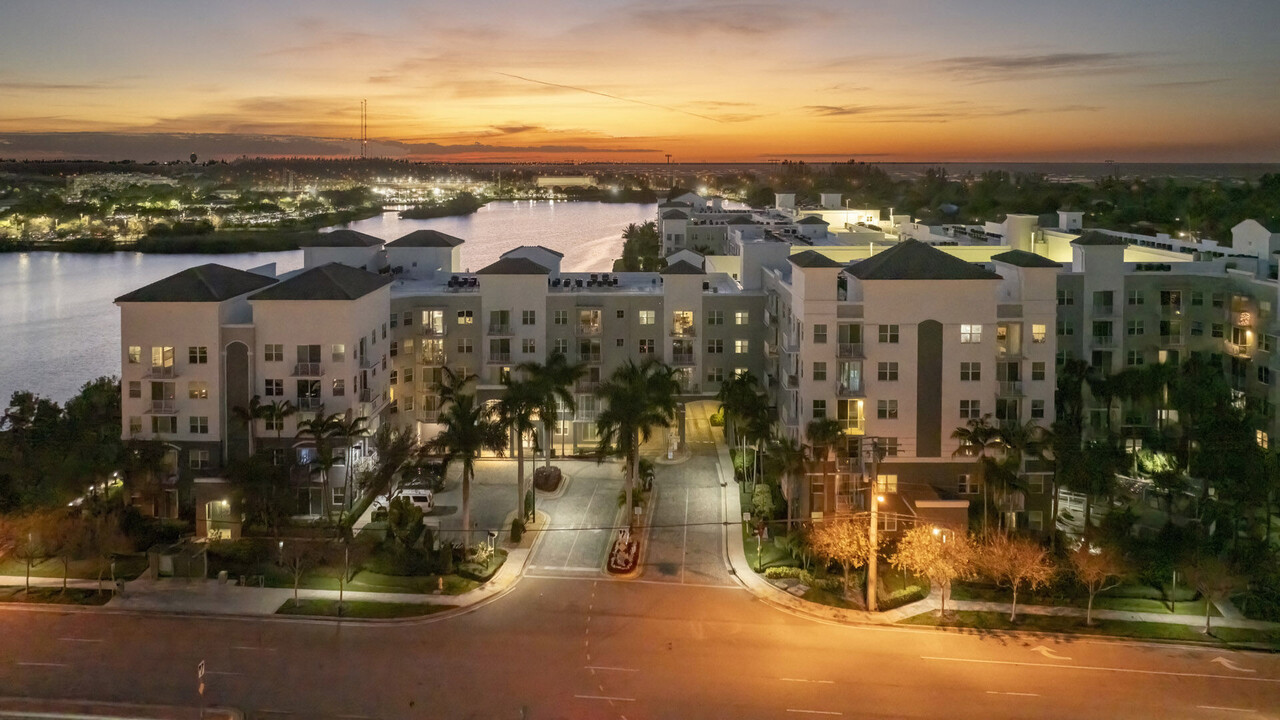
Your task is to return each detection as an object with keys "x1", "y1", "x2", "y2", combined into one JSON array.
[{"x1": 360, "y1": 99, "x2": 368, "y2": 159}]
